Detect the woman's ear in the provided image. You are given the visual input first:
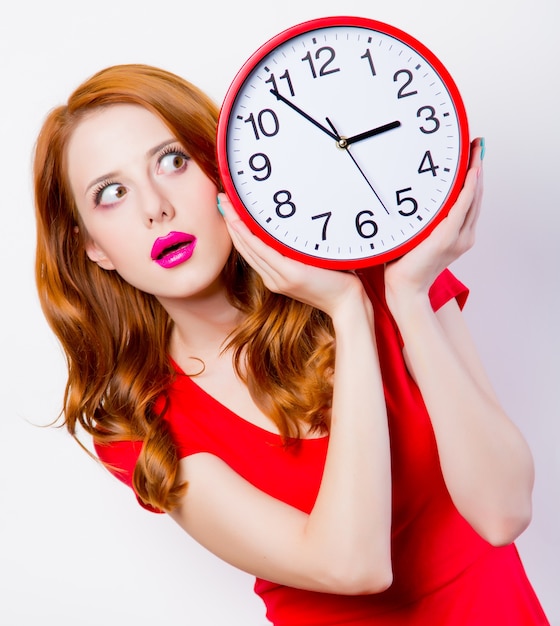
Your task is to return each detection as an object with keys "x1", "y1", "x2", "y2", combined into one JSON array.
[{"x1": 84, "y1": 240, "x2": 116, "y2": 271}]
